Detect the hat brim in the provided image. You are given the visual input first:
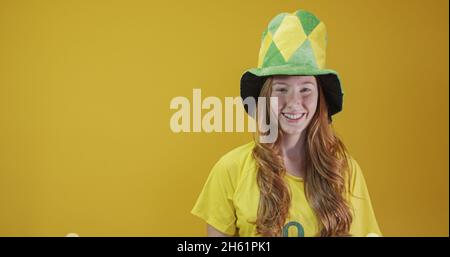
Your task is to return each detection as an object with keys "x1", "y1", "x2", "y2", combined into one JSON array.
[{"x1": 240, "y1": 65, "x2": 344, "y2": 120}]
